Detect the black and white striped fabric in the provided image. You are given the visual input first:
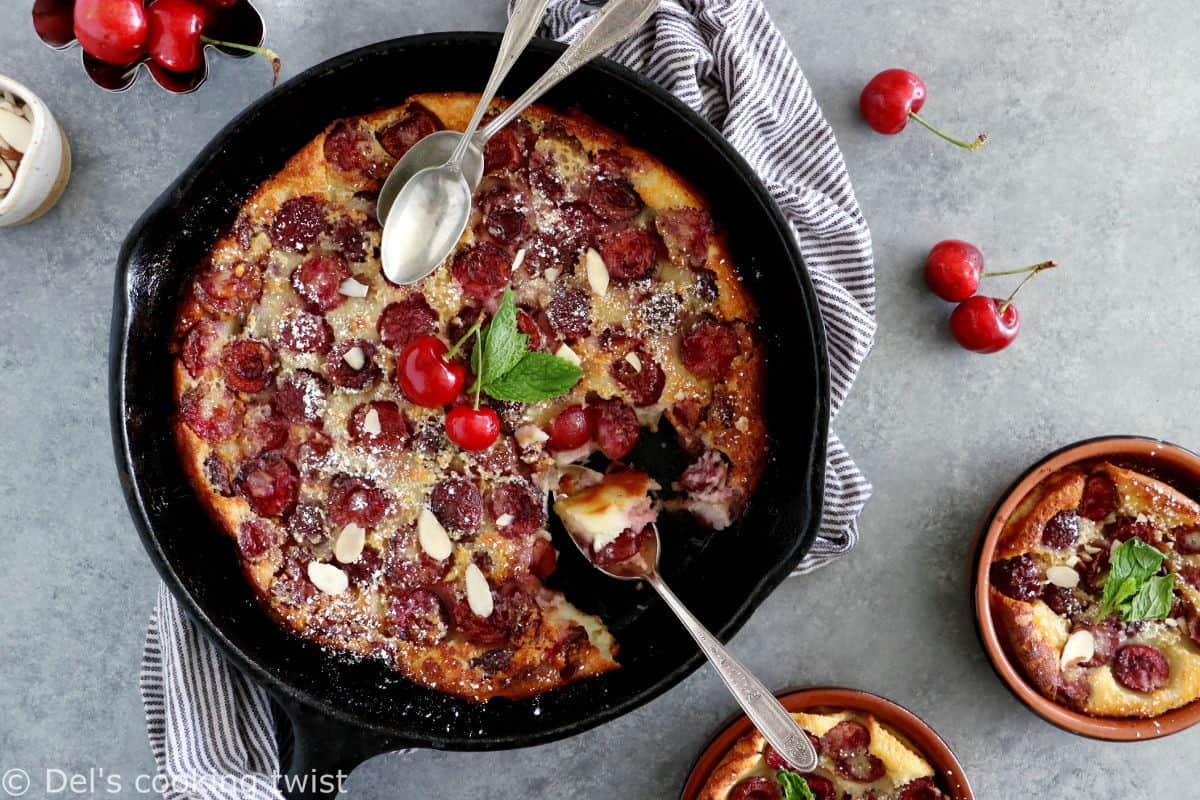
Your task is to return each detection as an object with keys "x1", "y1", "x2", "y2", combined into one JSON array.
[
  {"x1": 142, "y1": 588, "x2": 286, "y2": 800},
  {"x1": 140, "y1": 0, "x2": 875, "y2": 794}
]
